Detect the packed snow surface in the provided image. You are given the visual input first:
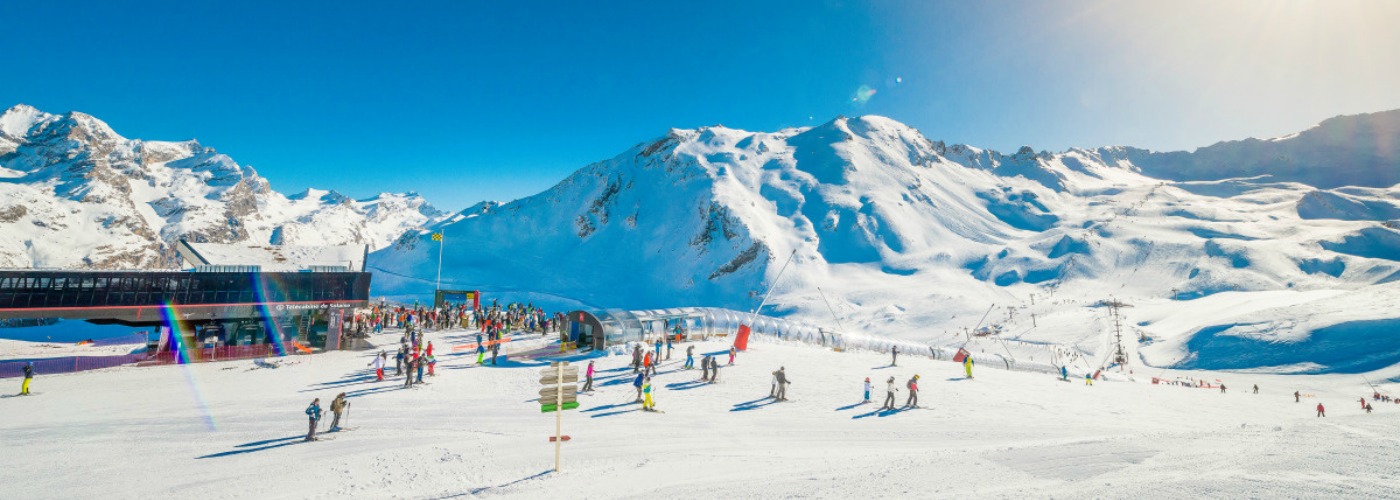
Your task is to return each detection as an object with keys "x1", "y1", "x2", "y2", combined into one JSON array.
[{"x1": 2, "y1": 326, "x2": 1399, "y2": 499}]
